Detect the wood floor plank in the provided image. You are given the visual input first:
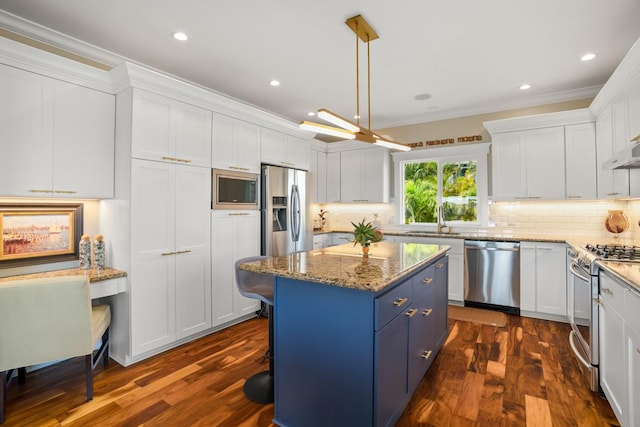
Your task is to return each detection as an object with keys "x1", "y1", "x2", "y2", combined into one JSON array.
[{"x1": 1, "y1": 314, "x2": 620, "y2": 426}]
